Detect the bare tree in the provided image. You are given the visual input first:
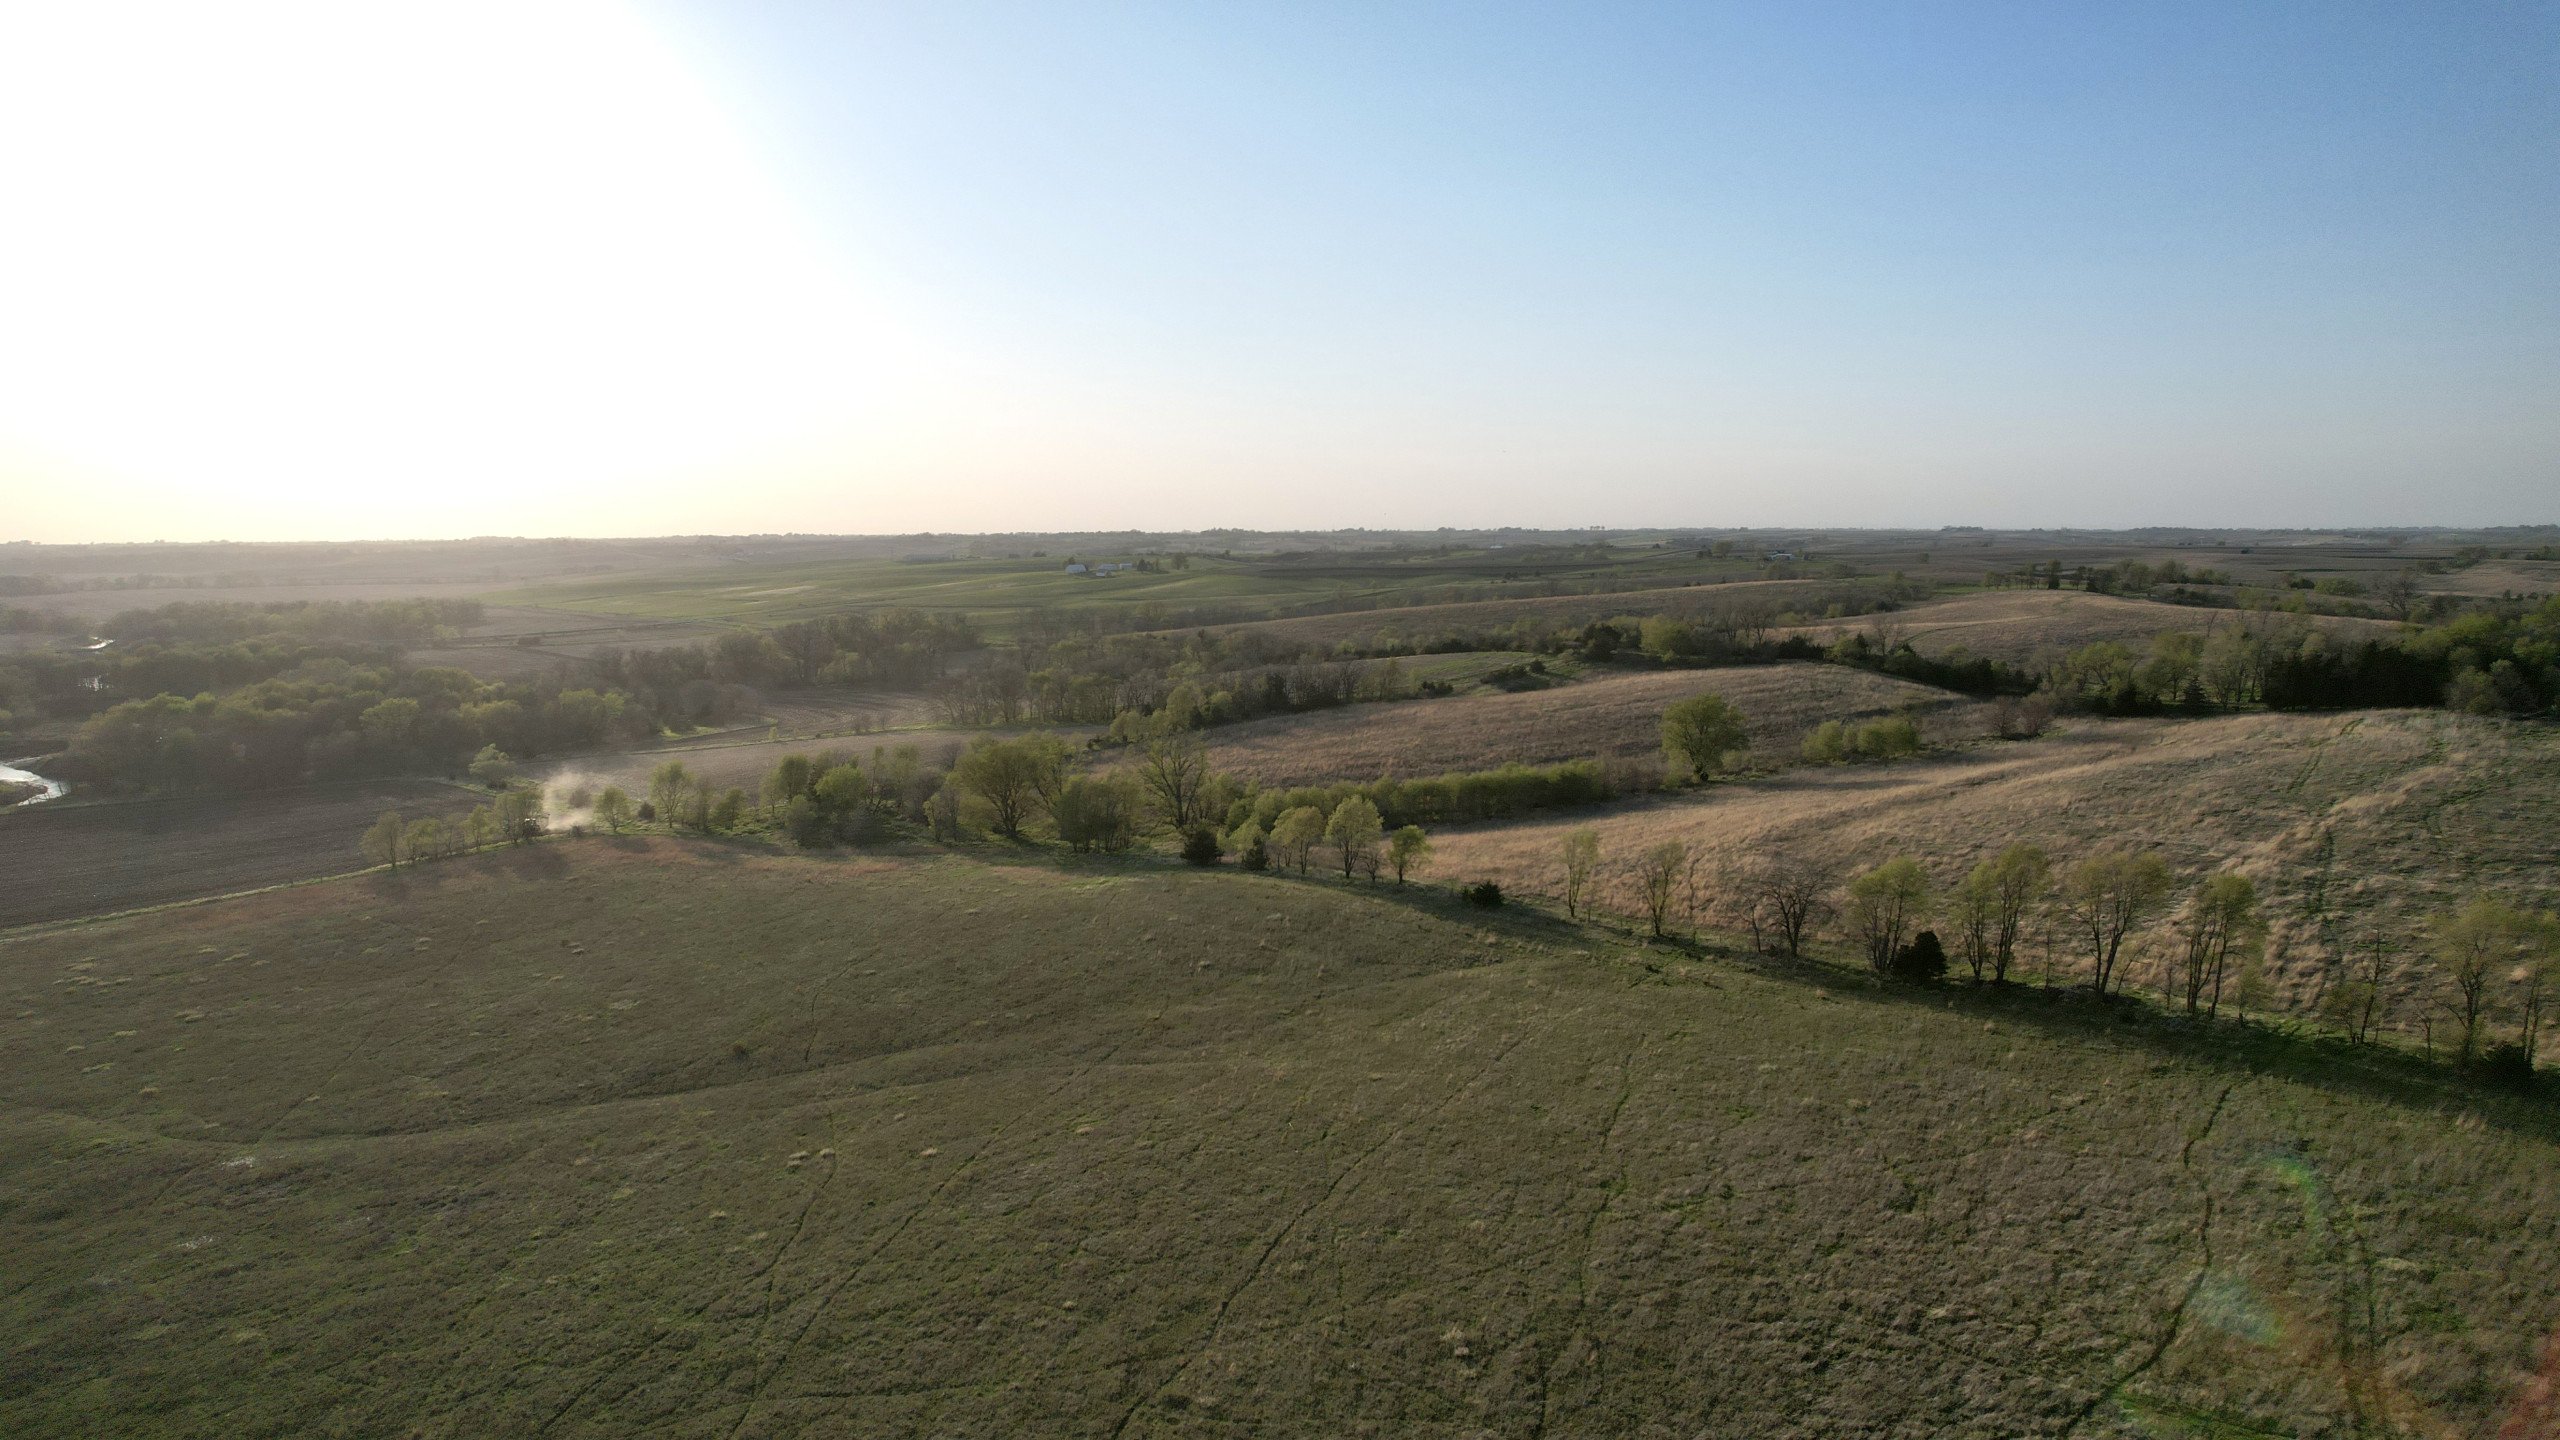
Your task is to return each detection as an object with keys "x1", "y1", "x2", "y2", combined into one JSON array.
[
  {"x1": 1737, "y1": 851, "x2": 1836, "y2": 957},
  {"x1": 2057, "y1": 850, "x2": 2174, "y2": 996},
  {"x1": 1634, "y1": 841, "x2": 1693, "y2": 939},
  {"x1": 1561, "y1": 828, "x2": 1602, "y2": 918}
]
